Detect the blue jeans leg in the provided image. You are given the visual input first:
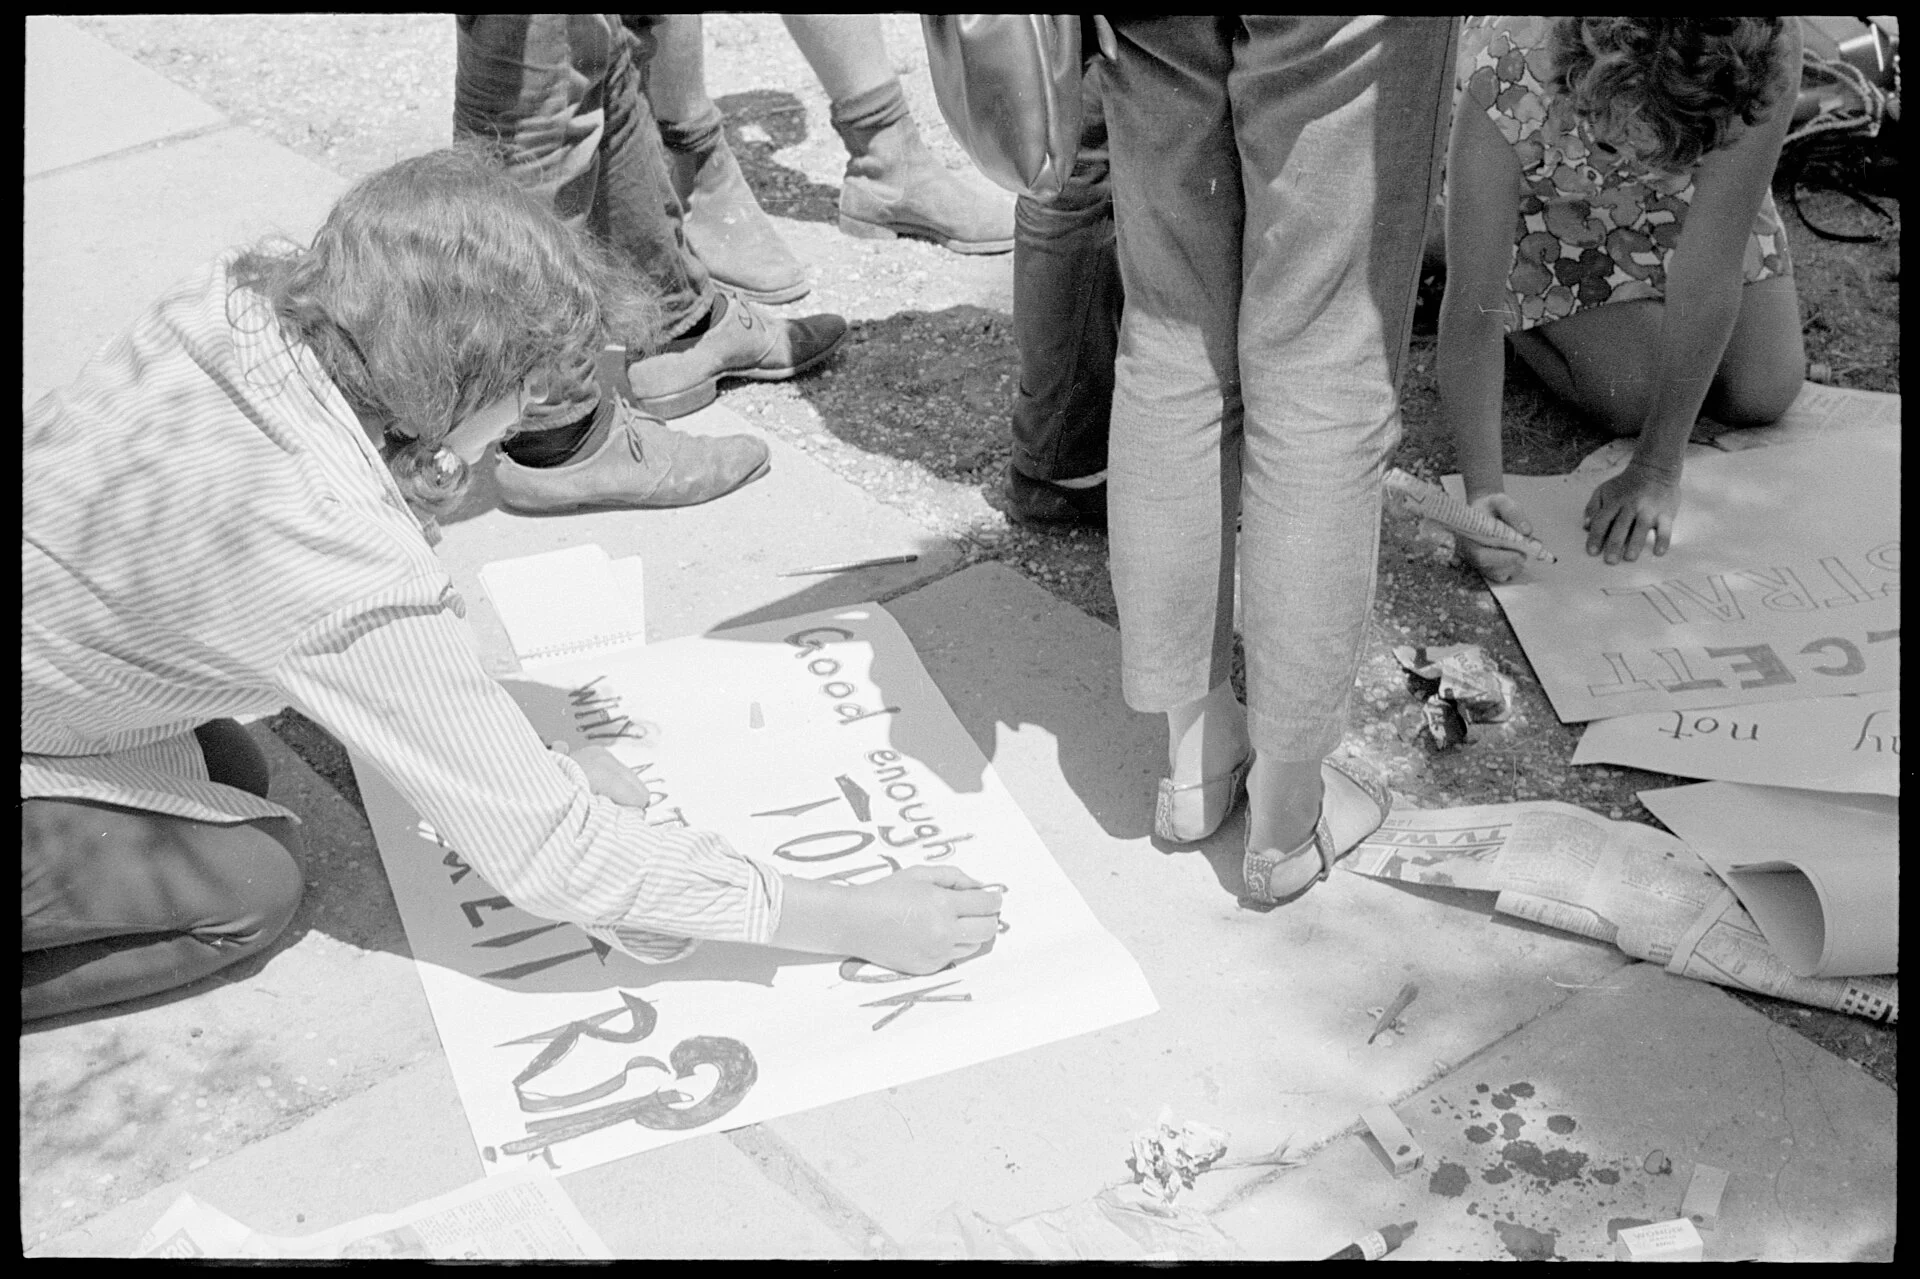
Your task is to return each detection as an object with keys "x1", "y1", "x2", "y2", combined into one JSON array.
[
  {"x1": 453, "y1": 13, "x2": 713, "y2": 339},
  {"x1": 1010, "y1": 59, "x2": 1119, "y2": 483},
  {"x1": 1105, "y1": 16, "x2": 1455, "y2": 762}
]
